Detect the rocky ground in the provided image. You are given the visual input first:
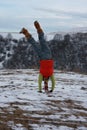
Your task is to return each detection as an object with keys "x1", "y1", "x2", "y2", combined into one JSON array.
[{"x1": 0, "y1": 69, "x2": 87, "y2": 130}]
